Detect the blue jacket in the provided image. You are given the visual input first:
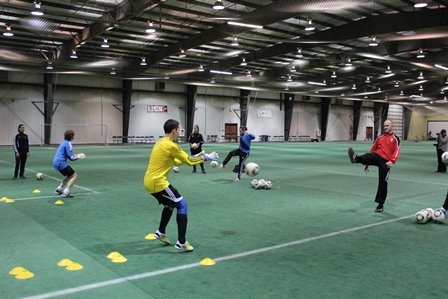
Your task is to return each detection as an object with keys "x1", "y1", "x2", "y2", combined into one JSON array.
[
  {"x1": 239, "y1": 132, "x2": 255, "y2": 154},
  {"x1": 53, "y1": 140, "x2": 78, "y2": 170}
]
